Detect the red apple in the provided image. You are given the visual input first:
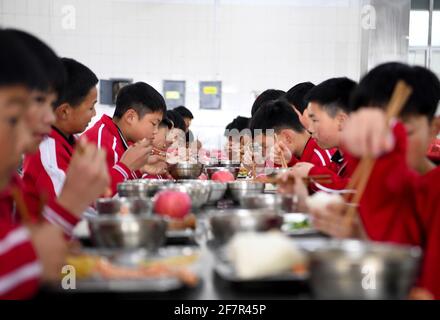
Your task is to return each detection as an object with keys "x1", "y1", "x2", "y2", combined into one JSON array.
[
  {"x1": 211, "y1": 170, "x2": 235, "y2": 182},
  {"x1": 154, "y1": 191, "x2": 191, "y2": 219}
]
